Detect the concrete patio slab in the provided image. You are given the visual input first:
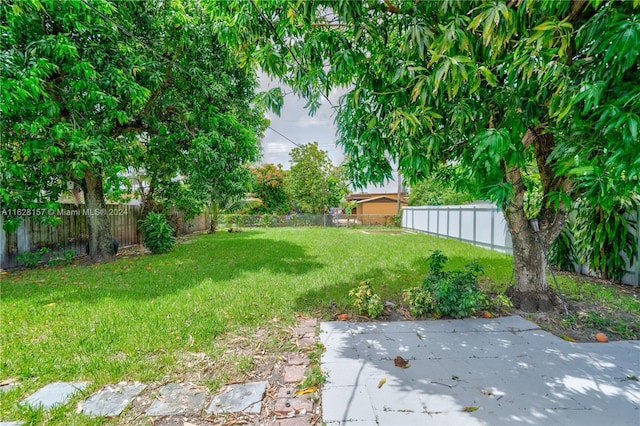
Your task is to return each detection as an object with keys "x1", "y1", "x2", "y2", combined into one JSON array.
[{"x1": 321, "y1": 316, "x2": 640, "y2": 426}]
